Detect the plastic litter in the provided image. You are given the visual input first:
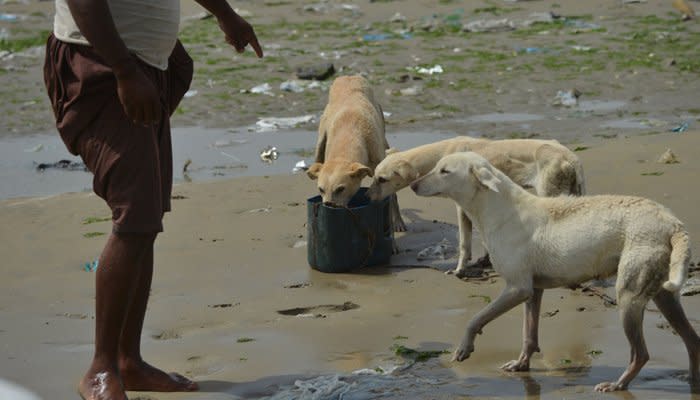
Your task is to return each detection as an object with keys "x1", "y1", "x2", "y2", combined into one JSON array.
[
  {"x1": 260, "y1": 146, "x2": 278, "y2": 163},
  {"x1": 84, "y1": 259, "x2": 99, "y2": 272},
  {"x1": 400, "y1": 86, "x2": 422, "y2": 96},
  {"x1": 571, "y1": 45, "x2": 593, "y2": 52},
  {"x1": 249, "y1": 83, "x2": 273, "y2": 95},
  {"x1": 463, "y1": 18, "x2": 515, "y2": 33},
  {"x1": 280, "y1": 80, "x2": 305, "y2": 93},
  {"x1": 292, "y1": 160, "x2": 309, "y2": 173},
  {"x1": 0, "y1": 14, "x2": 19, "y2": 21},
  {"x1": 255, "y1": 115, "x2": 315, "y2": 132},
  {"x1": 390, "y1": 12, "x2": 406, "y2": 23},
  {"x1": 670, "y1": 121, "x2": 689, "y2": 133},
  {"x1": 414, "y1": 65, "x2": 443, "y2": 75},
  {"x1": 552, "y1": 89, "x2": 581, "y2": 107},
  {"x1": 417, "y1": 238, "x2": 455, "y2": 261},
  {"x1": 183, "y1": 89, "x2": 198, "y2": 98}
]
